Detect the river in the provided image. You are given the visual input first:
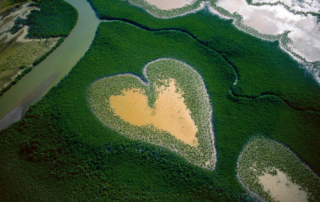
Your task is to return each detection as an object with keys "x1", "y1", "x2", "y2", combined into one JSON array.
[{"x1": 0, "y1": 0, "x2": 100, "y2": 130}]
